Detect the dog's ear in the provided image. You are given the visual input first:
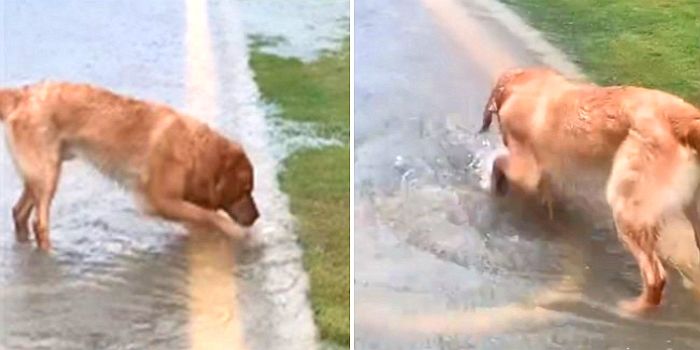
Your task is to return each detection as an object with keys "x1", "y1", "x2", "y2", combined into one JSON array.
[
  {"x1": 212, "y1": 146, "x2": 236, "y2": 202},
  {"x1": 211, "y1": 173, "x2": 226, "y2": 206},
  {"x1": 214, "y1": 143, "x2": 254, "y2": 205},
  {"x1": 215, "y1": 144, "x2": 258, "y2": 226}
]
